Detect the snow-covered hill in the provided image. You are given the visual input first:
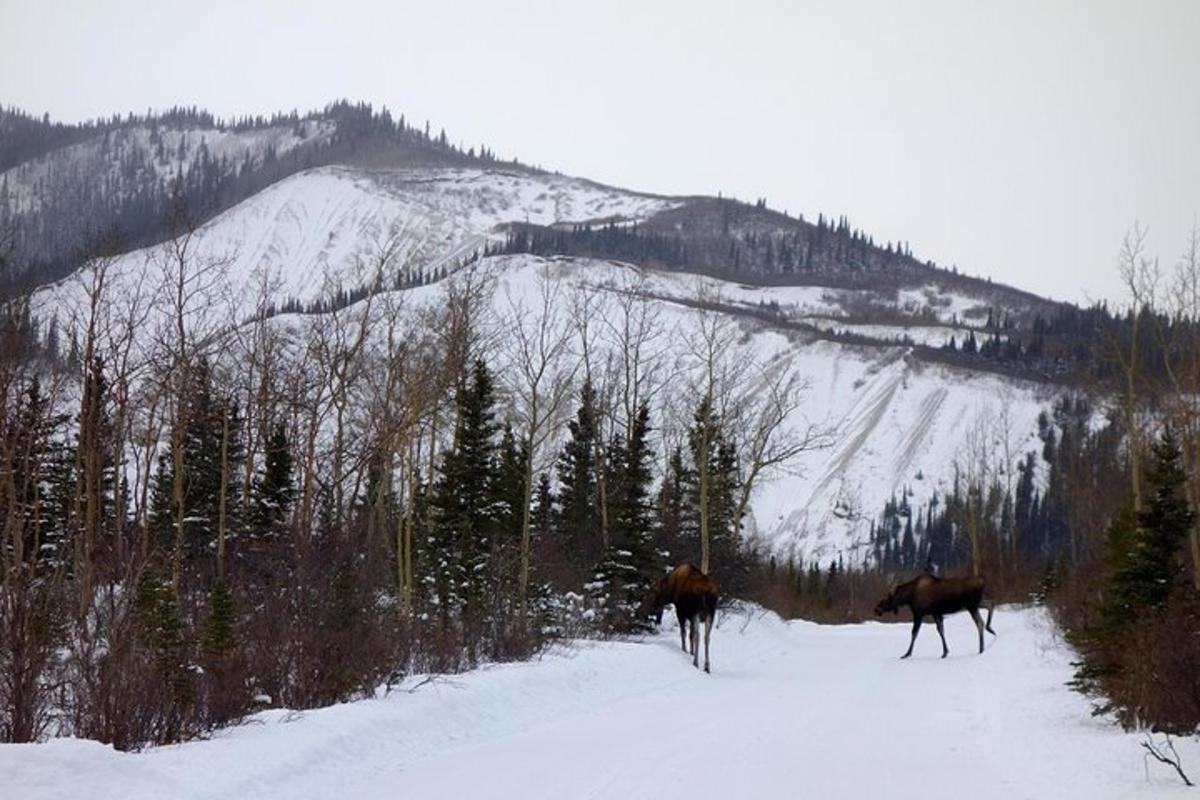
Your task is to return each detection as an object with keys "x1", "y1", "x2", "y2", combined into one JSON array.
[
  {"x1": 27, "y1": 151, "x2": 1055, "y2": 563},
  {"x1": 3, "y1": 605, "x2": 1190, "y2": 799},
  {"x1": 1, "y1": 120, "x2": 335, "y2": 216},
  {"x1": 481, "y1": 257, "x2": 1049, "y2": 563},
  {"x1": 30, "y1": 164, "x2": 679, "y2": 316}
]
